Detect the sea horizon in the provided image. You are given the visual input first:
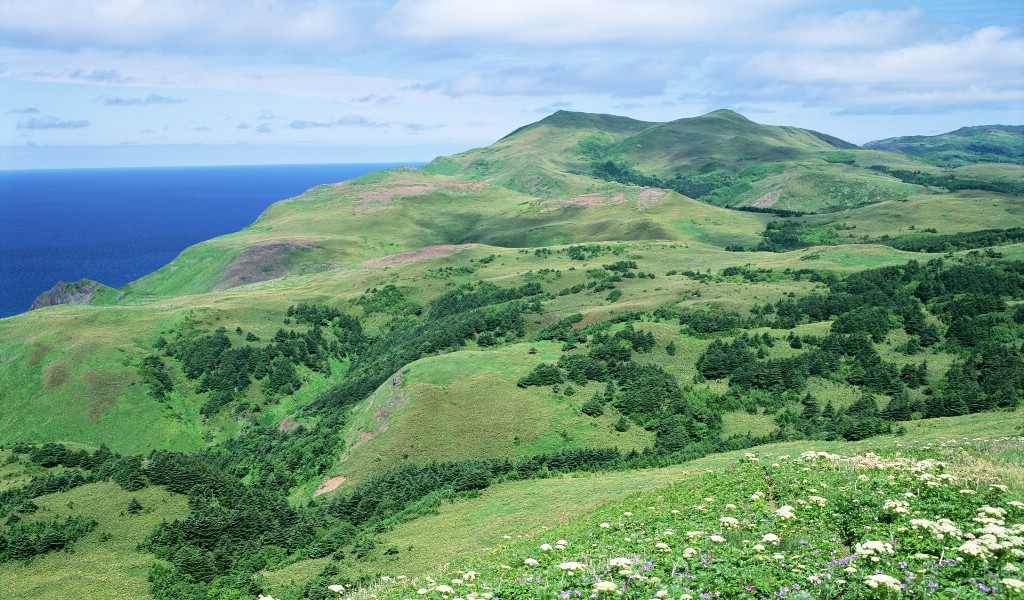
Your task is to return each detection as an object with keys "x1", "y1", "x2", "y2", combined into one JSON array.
[{"x1": 0, "y1": 162, "x2": 421, "y2": 318}]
